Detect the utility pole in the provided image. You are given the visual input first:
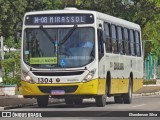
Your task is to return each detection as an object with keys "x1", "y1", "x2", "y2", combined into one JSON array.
[
  {"x1": 0, "y1": 36, "x2": 4, "y2": 82},
  {"x1": 153, "y1": 59, "x2": 157, "y2": 80},
  {"x1": 0, "y1": 36, "x2": 4, "y2": 60}
]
